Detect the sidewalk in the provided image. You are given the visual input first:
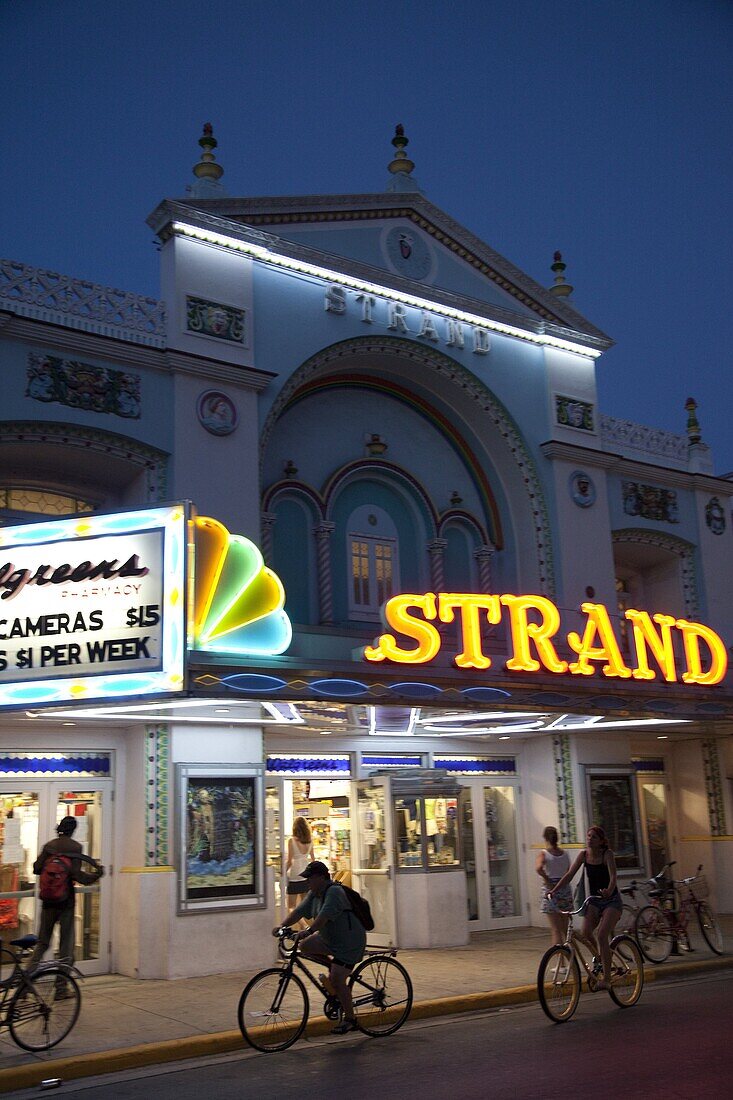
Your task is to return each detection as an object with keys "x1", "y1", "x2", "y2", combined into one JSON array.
[{"x1": 0, "y1": 917, "x2": 731, "y2": 1091}]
